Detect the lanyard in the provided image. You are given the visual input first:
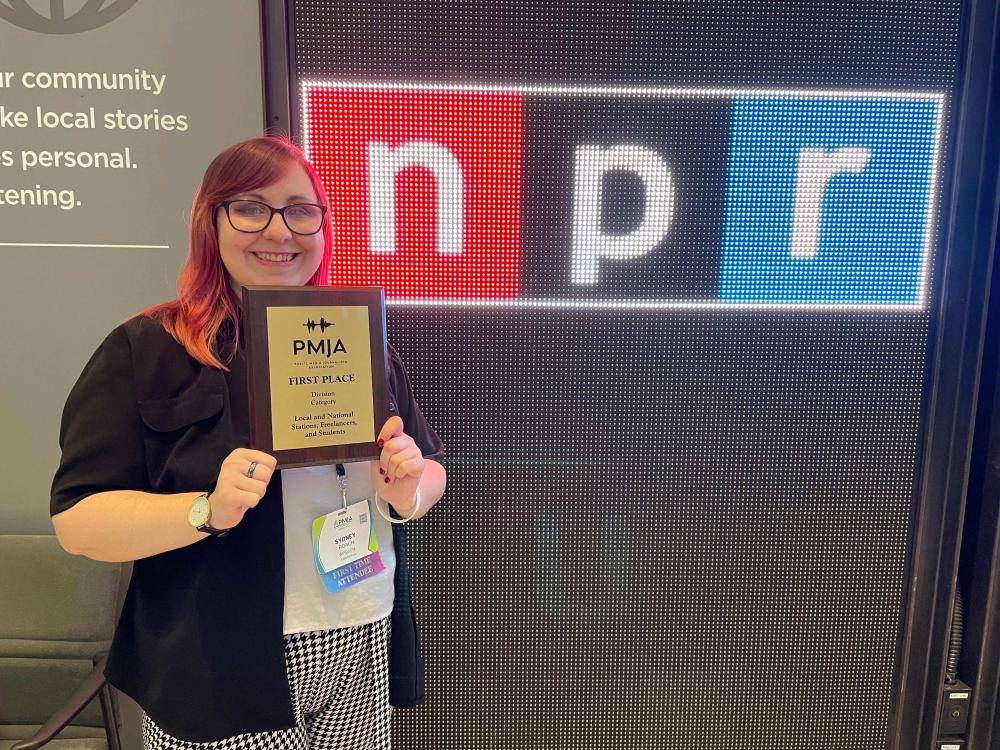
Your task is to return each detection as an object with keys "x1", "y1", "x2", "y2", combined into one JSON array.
[{"x1": 335, "y1": 463, "x2": 347, "y2": 509}]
